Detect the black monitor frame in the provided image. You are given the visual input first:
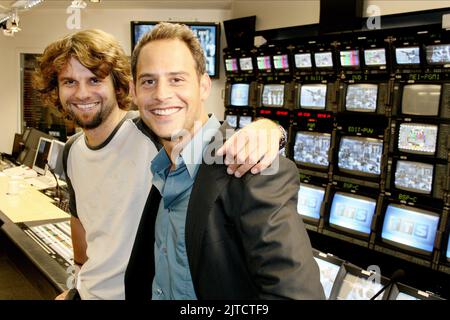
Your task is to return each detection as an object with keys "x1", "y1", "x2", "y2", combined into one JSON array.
[
  {"x1": 224, "y1": 81, "x2": 257, "y2": 108},
  {"x1": 297, "y1": 182, "x2": 327, "y2": 225},
  {"x1": 17, "y1": 128, "x2": 54, "y2": 168},
  {"x1": 312, "y1": 249, "x2": 346, "y2": 299},
  {"x1": 337, "y1": 46, "x2": 362, "y2": 72},
  {"x1": 294, "y1": 82, "x2": 334, "y2": 112},
  {"x1": 291, "y1": 130, "x2": 332, "y2": 171},
  {"x1": 292, "y1": 45, "x2": 314, "y2": 74},
  {"x1": 312, "y1": 47, "x2": 336, "y2": 74},
  {"x1": 338, "y1": 81, "x2": 389, "y2": 115},
  {"x1": 388, "y1": 282, "x2": 445, "y2": 300}
]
